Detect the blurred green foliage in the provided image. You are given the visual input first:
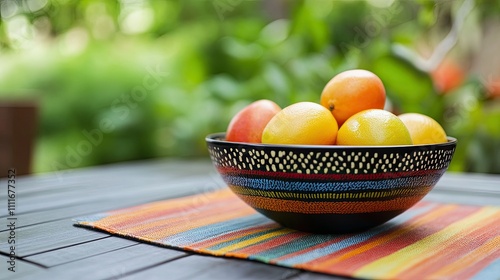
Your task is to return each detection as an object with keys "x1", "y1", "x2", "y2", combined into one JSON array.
[{"x1": 0, "y1": 0, "x2": 499, "y2": 174}]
